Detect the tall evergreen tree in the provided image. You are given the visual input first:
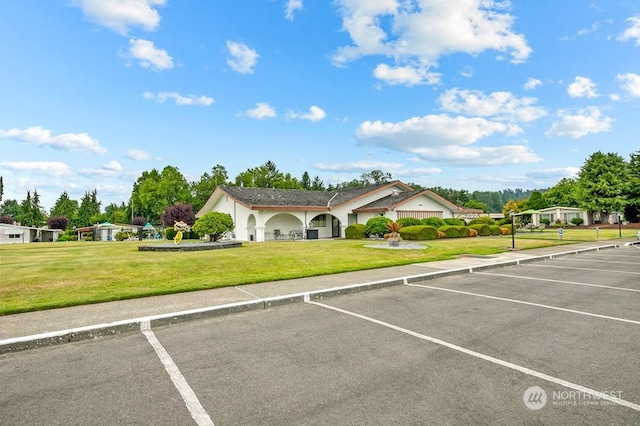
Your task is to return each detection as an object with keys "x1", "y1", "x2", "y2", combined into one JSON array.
[
  {"x1": 577, "y1": 151, "x2": 630, "y2": 217},
  {"x1": 77, "y1": 189, "x2": 102, "y2": 227}
]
